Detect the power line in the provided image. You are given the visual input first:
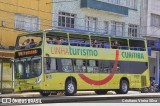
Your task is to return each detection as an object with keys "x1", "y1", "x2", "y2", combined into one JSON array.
[
  {"x1": 47, "y1": 0, "x2": 78, "y2": 4},
  {"x1": 0, "y1": 9, "x2": 157, "y2": 38},
  {"x1": 0, "y1": 1, "x2": 52, "y2": 15},
  {"x1": 0, "y1": 8, "x2": 141, "y2": 28}
]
